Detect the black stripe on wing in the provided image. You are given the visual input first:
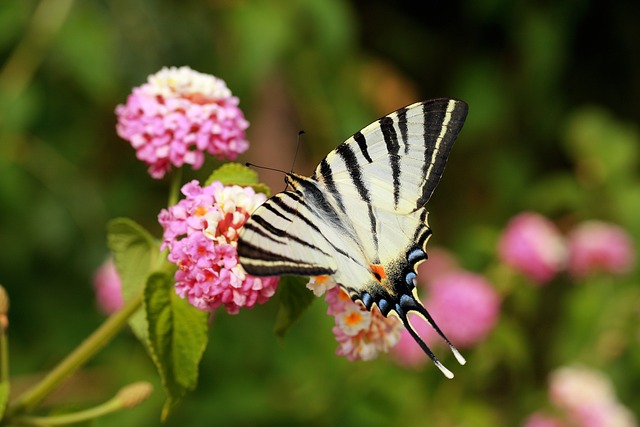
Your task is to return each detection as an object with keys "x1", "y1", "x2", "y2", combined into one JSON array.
[
  {"x1": 416, "y1": 99, "x2": 468, "y2": 208},
  {"x1": 335, "y1": 143, "x2": 379, "y2": 255},
  {"x1": 379, "y1": 115, "x2": 401, "y2": 209}
]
